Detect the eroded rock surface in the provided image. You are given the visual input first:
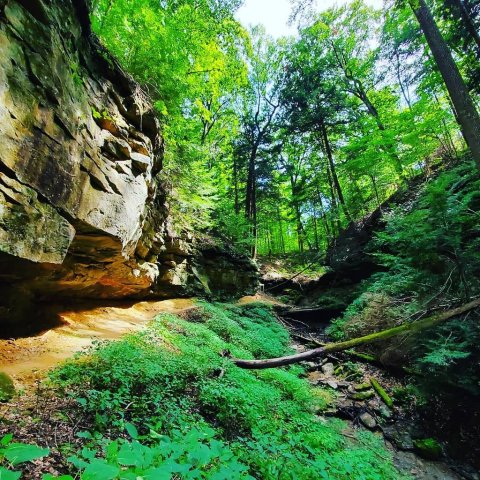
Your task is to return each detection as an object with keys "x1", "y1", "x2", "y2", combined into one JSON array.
[{"x1": 0, "y1": 0, "x2": 258, "y2": 326}]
